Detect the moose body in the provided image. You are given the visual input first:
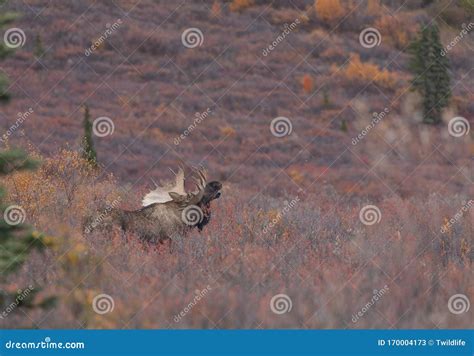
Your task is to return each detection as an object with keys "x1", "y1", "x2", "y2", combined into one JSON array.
[
  {"x1": 112, "y1": 202, "x2": 189, "y2": 244},
  {"x1": 84, "y1": 167, "x2": 222, "y2": 247}
]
